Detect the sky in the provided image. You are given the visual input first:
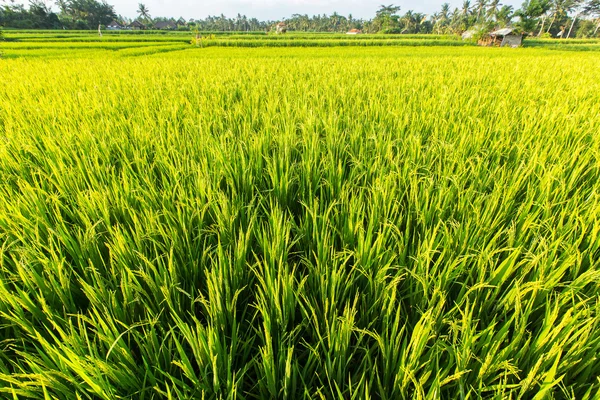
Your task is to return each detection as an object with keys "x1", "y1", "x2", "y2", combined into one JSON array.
[{"x1": 106, "y1": 0, "x2": 523, "y2": 21}]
